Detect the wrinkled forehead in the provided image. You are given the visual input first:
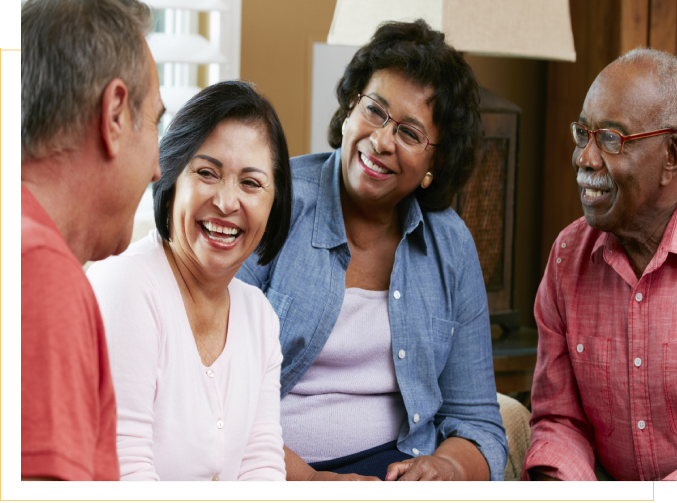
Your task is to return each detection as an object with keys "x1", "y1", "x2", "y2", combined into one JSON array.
[{"x1": 581, "y1": 61, "x2": 663, "y2": 133}]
